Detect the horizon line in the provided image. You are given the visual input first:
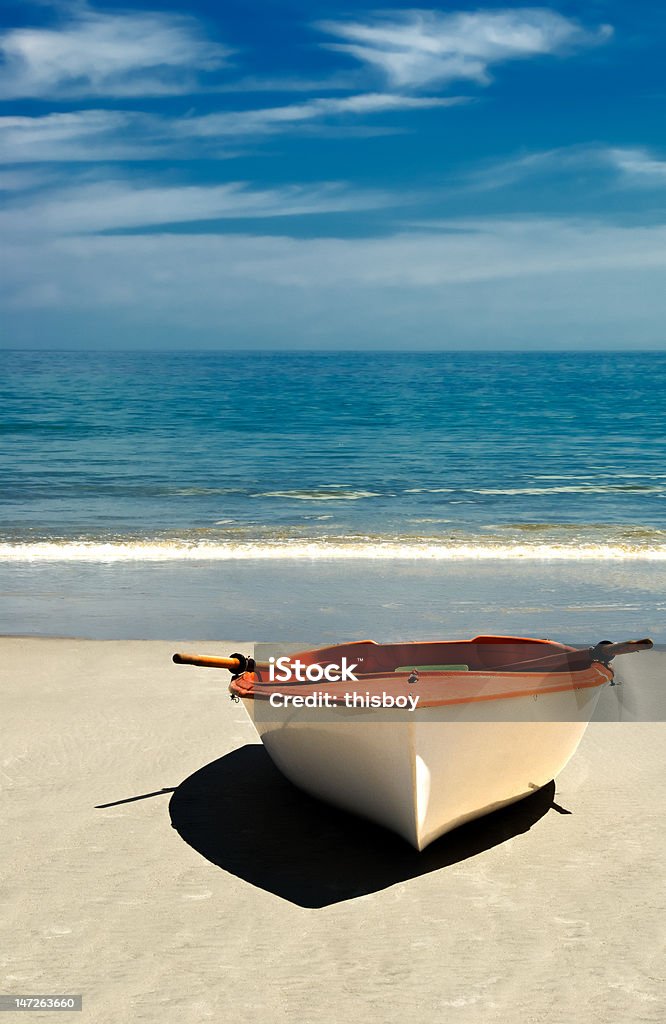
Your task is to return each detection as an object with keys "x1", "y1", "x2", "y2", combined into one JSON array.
[{"x1": 2, "y1": 347, "x2": 665, "y2": 355}]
